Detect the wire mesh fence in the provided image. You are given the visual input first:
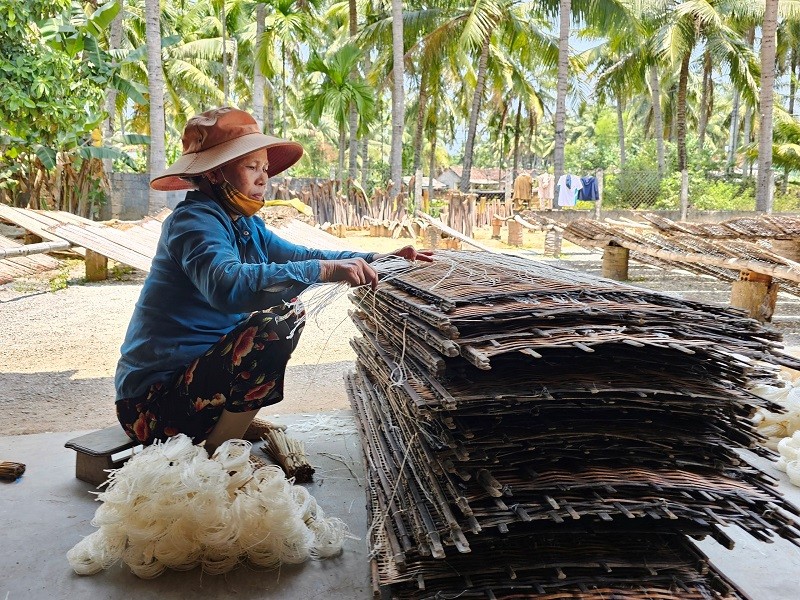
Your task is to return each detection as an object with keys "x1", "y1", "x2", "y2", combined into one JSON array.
[{"x1": 603, "y1": 170, "x2": 663, "y2": 209}]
